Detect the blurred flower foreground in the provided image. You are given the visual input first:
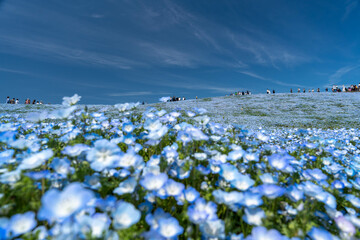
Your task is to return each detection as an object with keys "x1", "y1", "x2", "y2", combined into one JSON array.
[{"x1": 0, "y1": 94, "x2": 360, "y2": 239}]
